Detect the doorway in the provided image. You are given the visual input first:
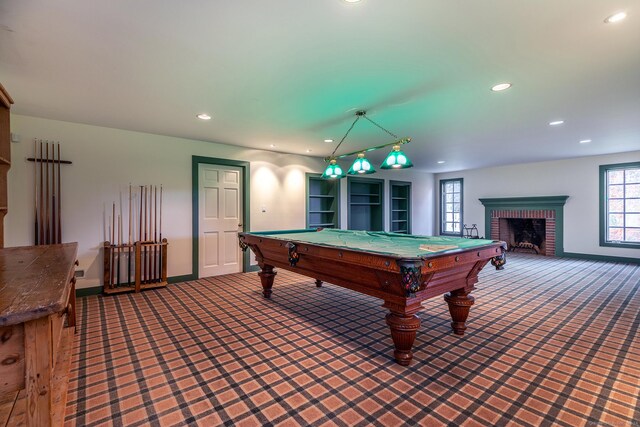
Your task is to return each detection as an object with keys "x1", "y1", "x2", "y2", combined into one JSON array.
[{"x1": 192, "y1": 156, "x2": 250, "y2": 278}]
